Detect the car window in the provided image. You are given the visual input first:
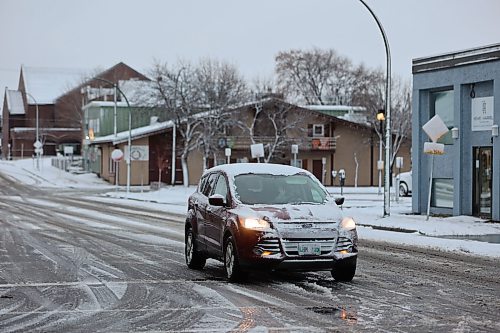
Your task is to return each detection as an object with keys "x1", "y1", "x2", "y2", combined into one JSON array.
[
  {"x1": 213, "y1": 175, "x2": 229, "y2": 201},
  {"x1": 202, "y1": 173, "x2": 218, "y2": 197},
  {"x1": 198, "y1": 175, "x2": 208, "y2": 193},
  {"x1": 234, "y1": 173, "x2": 327, "y2": 205}
]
